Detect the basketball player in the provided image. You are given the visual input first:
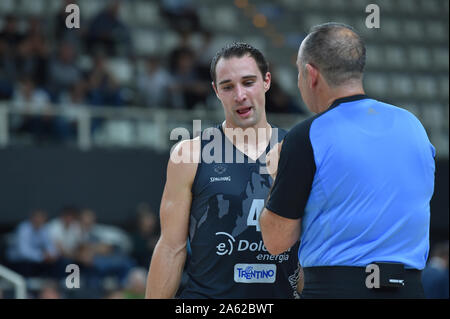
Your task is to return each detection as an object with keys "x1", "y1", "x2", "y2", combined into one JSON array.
[{"x1": 145, "y1": 43, "x2": 300, "y2": 298}]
